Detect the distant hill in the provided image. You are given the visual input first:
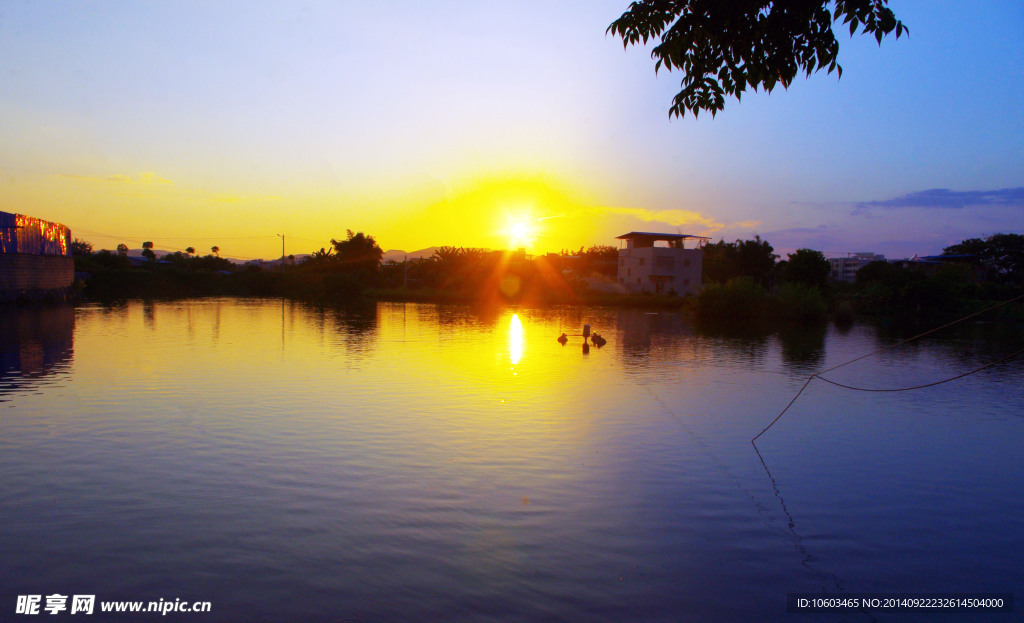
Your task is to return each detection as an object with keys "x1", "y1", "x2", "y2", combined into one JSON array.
[{"x1": 382, "y1": 247, "x2": 441, "y2": 263}]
